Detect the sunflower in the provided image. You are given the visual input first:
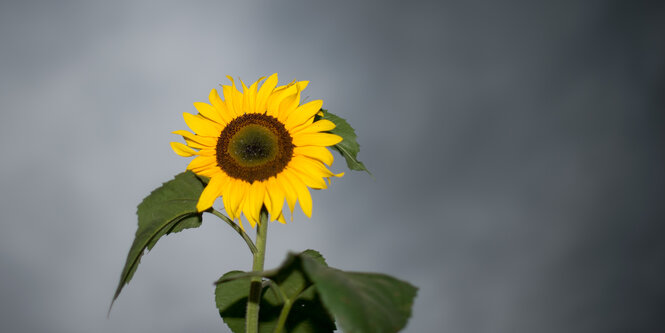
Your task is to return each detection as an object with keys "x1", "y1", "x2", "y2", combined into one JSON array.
[{"x1": 170, "y1": 74, "x2": 343, "y2": 228}]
